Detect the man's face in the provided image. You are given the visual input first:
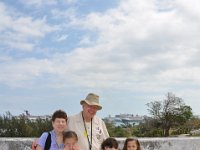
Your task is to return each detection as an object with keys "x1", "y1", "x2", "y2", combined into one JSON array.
[{"x1": 82, "y1": 103, "x2": 99, "y2": 120}]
